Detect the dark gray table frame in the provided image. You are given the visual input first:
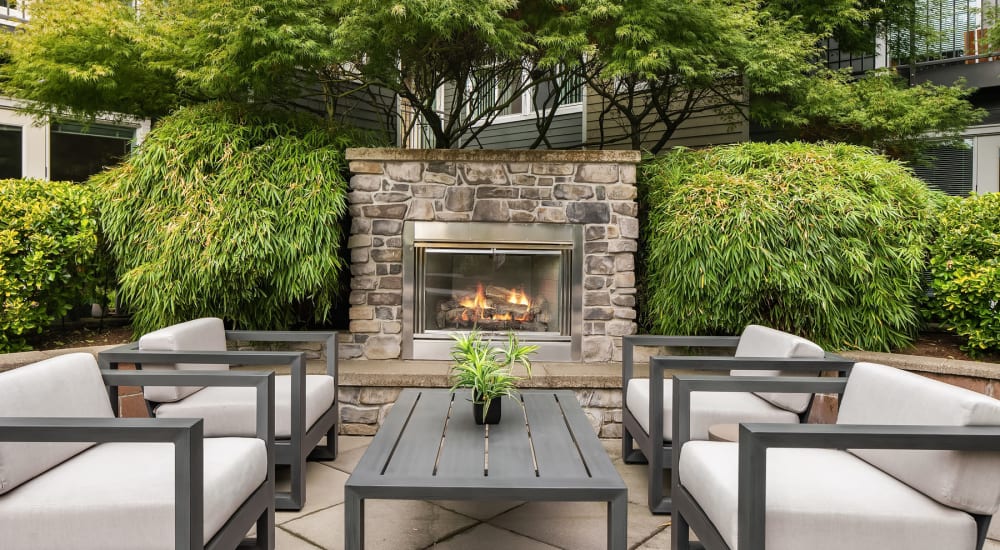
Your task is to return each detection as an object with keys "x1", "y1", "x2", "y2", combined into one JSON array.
[
  {"x1": 621, "y1": 334, "x2": 852, "y2": 513},
  {"x1": 345, "y1": 388, "x2": 627, "y2": 550},
  {"x1": 670, "y1": 375, "x2": 1000, "y2": 550},
  {"x1": 99, "y1": 329, "x2": 338, "y2": 511},
  {"x1": 0, "y1": 369, "x2": 276, "y2": 550}
]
